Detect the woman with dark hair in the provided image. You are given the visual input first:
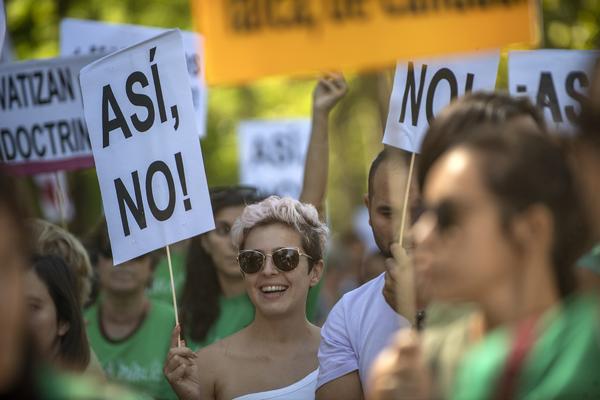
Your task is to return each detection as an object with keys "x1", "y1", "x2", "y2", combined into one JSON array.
[
  {"x1": 181, "y1": 186, "x2": 266, "y2": 349},
  {"x1": 26, "y1": 254, "x2": 90, "y2": 372},
  {"x1": 181, "y1": 74, "x2": 347, "y2": 349},
  {"x1": 370, "y1": 125, "x2": 598, "y2": 399}
]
